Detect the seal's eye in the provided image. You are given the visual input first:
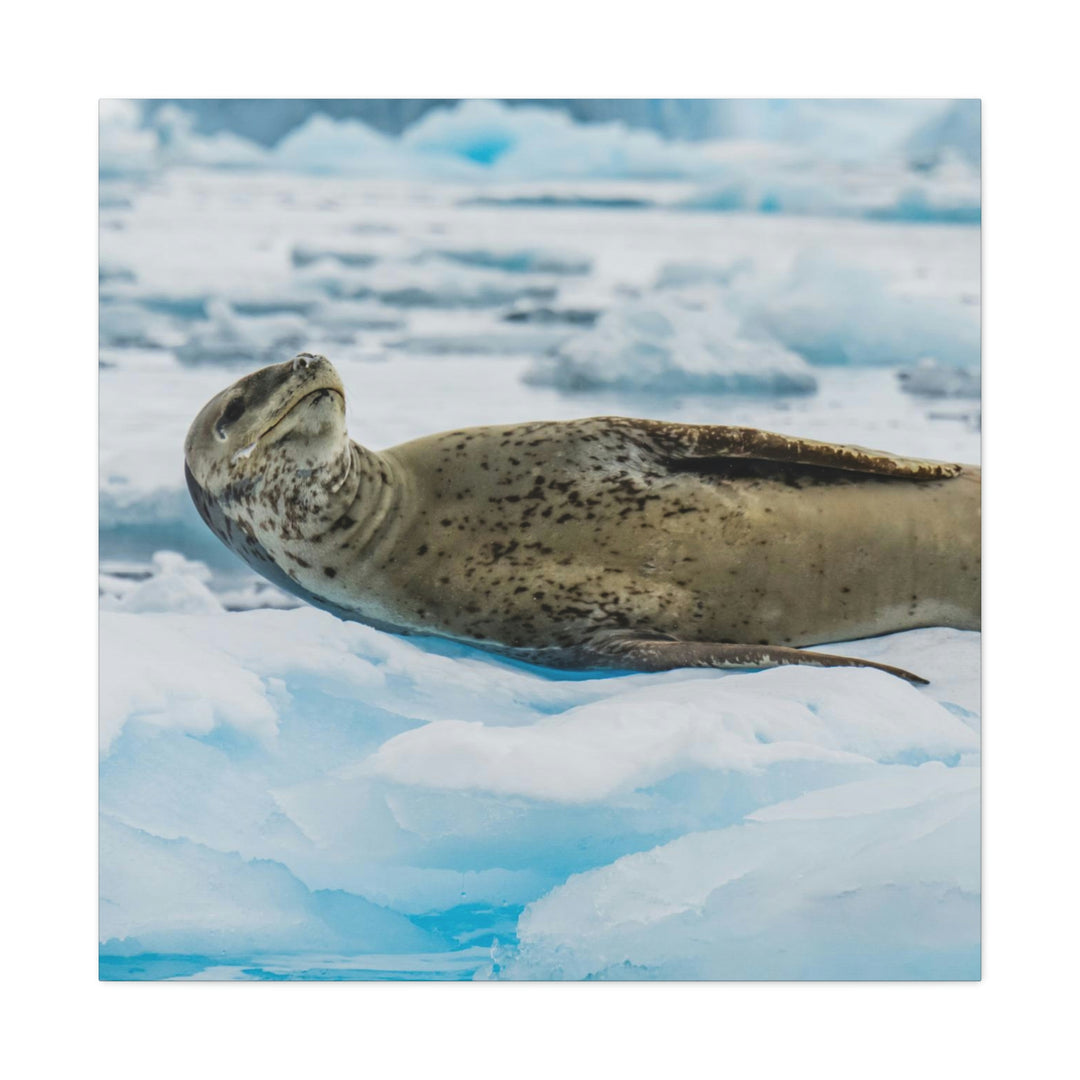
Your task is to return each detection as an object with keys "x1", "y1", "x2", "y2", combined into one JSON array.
[
  {"x1": 222, "y1": 397, "x2": 245, "y2": 424},
  {"x1": 215, "y1": 396, "x2": 246, "y2": 440}
]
